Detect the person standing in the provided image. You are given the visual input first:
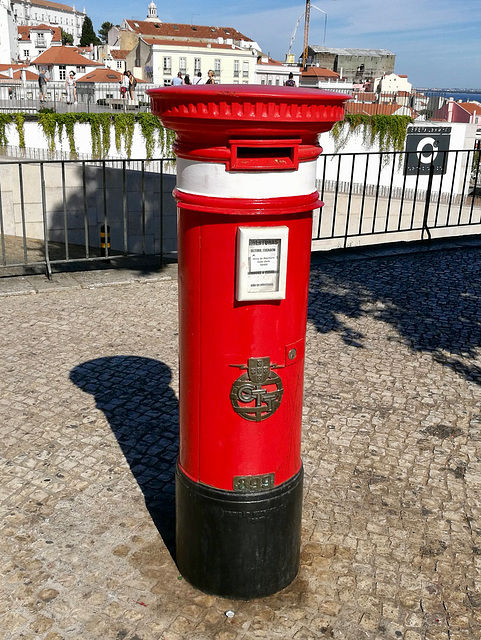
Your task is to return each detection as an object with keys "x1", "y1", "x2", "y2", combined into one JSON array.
[
  {"x1": 38, "y1": 69, "x2": 48, "y2": 102},
  {"x1": 127, "y1": 71, "x2": 137, "y2": 100},
  {"x1": 120, "y1": 71, "x2": 129, "y2": 98},
  {"x1": 284, "y1": 72, "x2": 296, "y2": 87},
  {"x1": 184, "y1": 74, "x2": 191, "y2": 85},
  {"x1": 193, "y1": 72, "x2": 204, "y2": 85},
  {"x1": 205, "y1": 69, "x2": 216, "y2": 84},
  {"x1": 65, "y1": 71, "x2": 77, "y2": 104},
  {"x1": 172, "y1": 71, "x2": 184, "y2": 86}
]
